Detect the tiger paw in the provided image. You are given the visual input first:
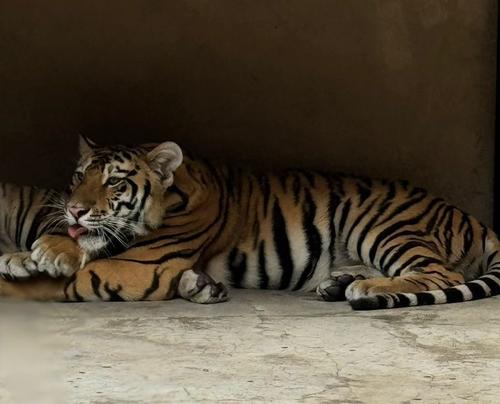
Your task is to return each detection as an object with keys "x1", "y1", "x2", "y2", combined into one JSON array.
[
  {"x1": 0, "y1": 252, "x2": 38, "y2": 280},
  {"x1": 31, "y1": 235, "x2": 82, "y2": 278},
  {"x1": 316, "y1": 274, "x2": 365, "y2": 302},
  {"x1": 345, "y1": 278, "x2": 383, "y2": 301},
  {"x1": 178, "y1": 269, "x2": 229, "y2": 304}
]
